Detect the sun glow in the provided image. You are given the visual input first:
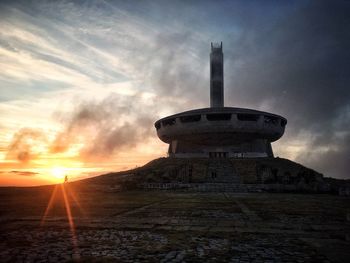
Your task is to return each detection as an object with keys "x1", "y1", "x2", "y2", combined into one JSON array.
[{"x1": 51, "y1": 167, "x2": 66, "y2": 180}]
